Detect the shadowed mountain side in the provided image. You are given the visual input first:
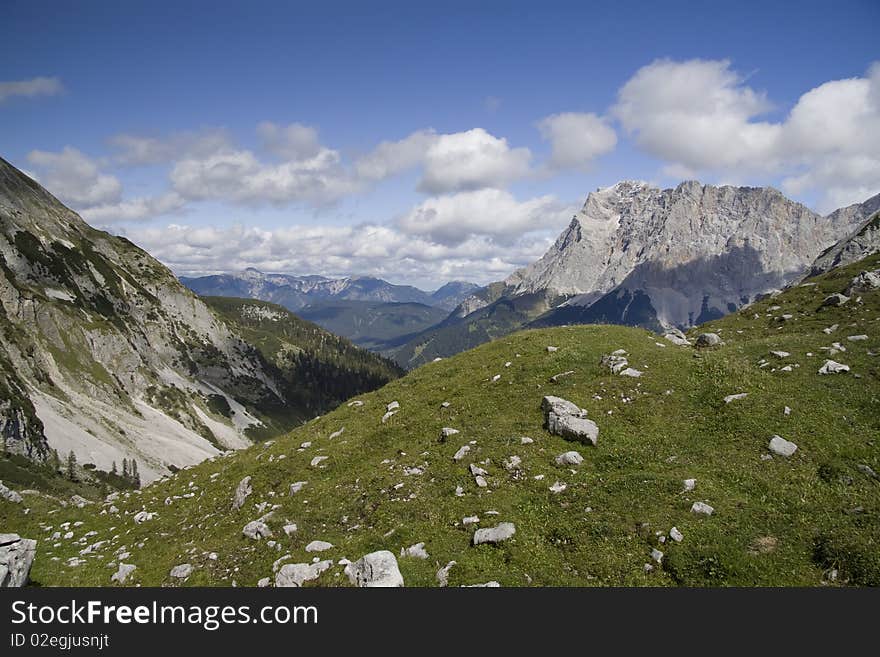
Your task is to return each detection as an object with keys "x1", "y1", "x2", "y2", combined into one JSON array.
[{"x1": 532, "y1": 245, "x2": 799, "y2": 330}]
